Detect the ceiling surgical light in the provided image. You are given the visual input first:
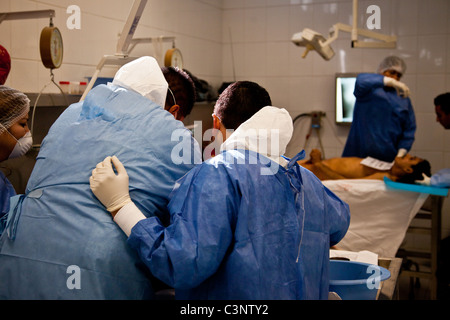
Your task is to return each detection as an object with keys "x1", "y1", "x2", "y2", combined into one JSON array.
[
  {"x1": 291, "y1": 28, "x2": 335, "y2": 61},
  {"x1": 292, "y1": 0, "x2": 397, "y2": 61}
]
